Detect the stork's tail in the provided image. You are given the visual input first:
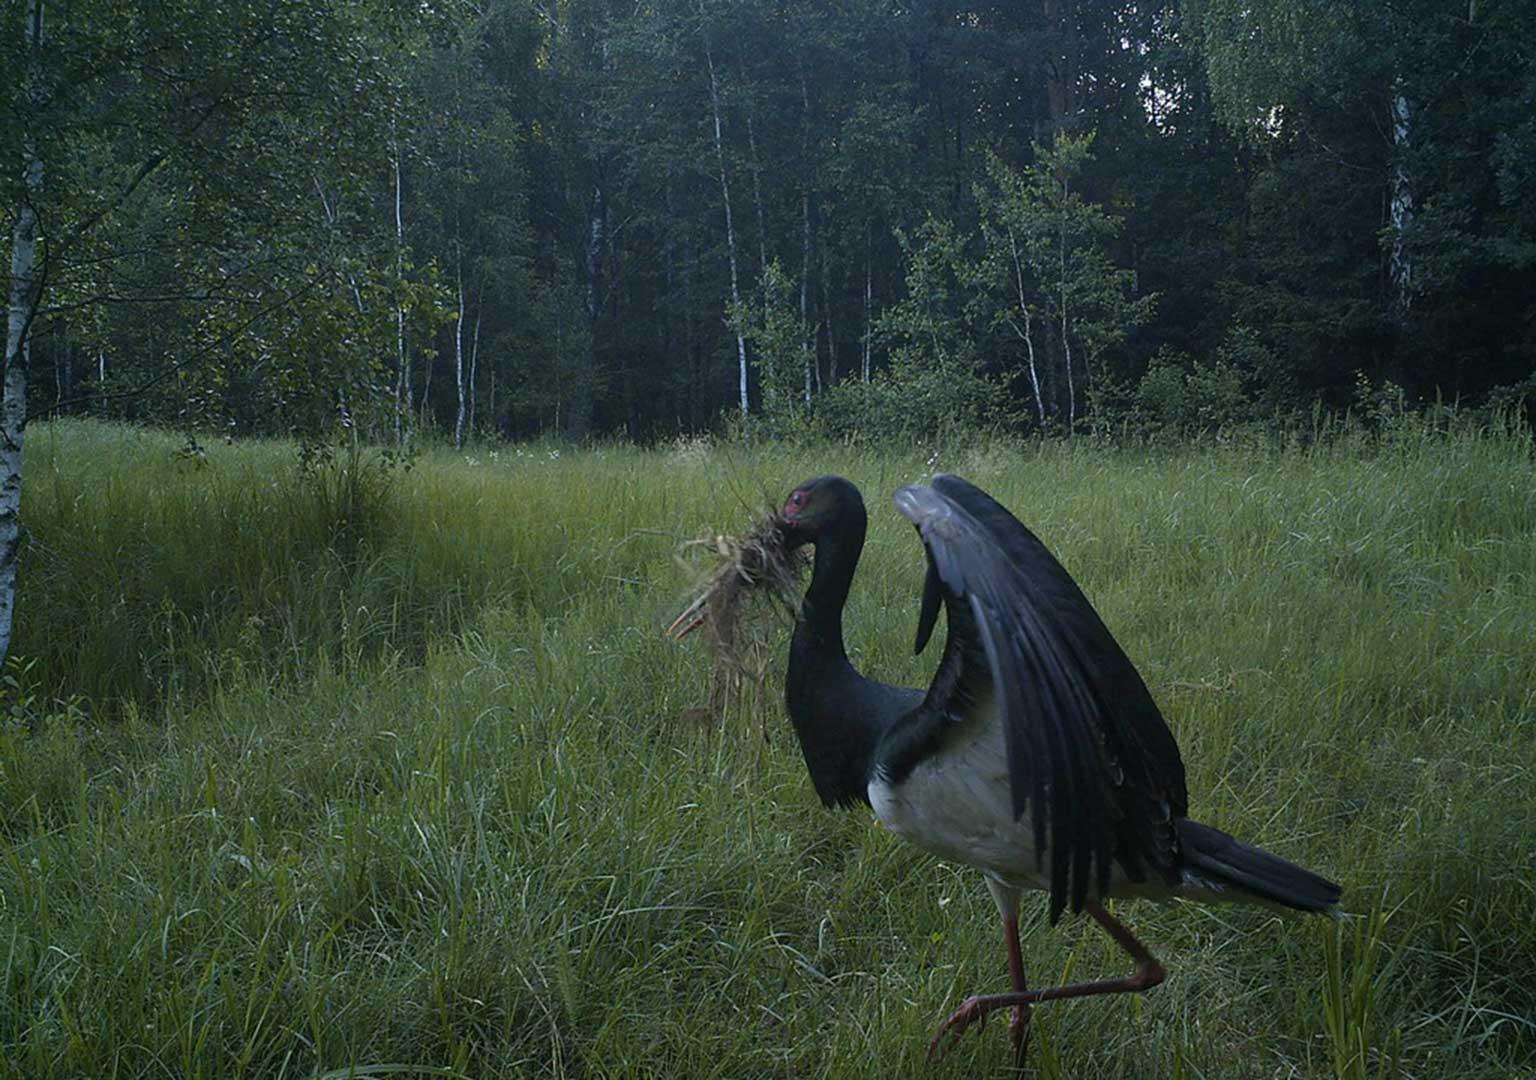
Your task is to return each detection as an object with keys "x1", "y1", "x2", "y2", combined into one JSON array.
[{"x1": 1177, "y1": 820, "x2": 1341, "y2": 913}]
